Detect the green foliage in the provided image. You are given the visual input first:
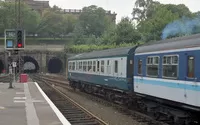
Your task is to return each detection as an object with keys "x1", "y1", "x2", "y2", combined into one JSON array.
[
  {"x1": 79, "y1": 5, "x2": 112, "y2": 37},
  {"x1": 101, "y1": 23, "x2": 117, "y2": 45},
  {"x1": 115, "y1": 17, "x2": 141, "y2": 45},
  {"x1": 132, "y1": 0, "x2": 159, "y2": 22},
  {"x1": 0, "y1": 2, "x2": 40, "y2": 34},
  {"x1": 164, "y1": 4, "x2": 192, "y2": 18},
  {"x1": 71, "y1": 5, "x2": 114, "y2": 45},
  {"x1": 65, "y1": 42, "x2": 143, "y2": 53},
  {"x1": 137, "y1": 4, "x2": 180, "y2": 41},
  {"x1": 37, "y1": 7, "x2": 77, "y2": 38}
]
